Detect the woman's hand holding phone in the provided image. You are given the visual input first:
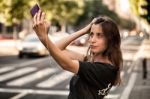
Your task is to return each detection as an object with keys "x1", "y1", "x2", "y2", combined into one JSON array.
[
  {"x1": 30, "y1": 4, "x2": 40, "y2": 17},
  {"x1": 31, "y1": 4, "x2": 50, "y2": 42}
]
